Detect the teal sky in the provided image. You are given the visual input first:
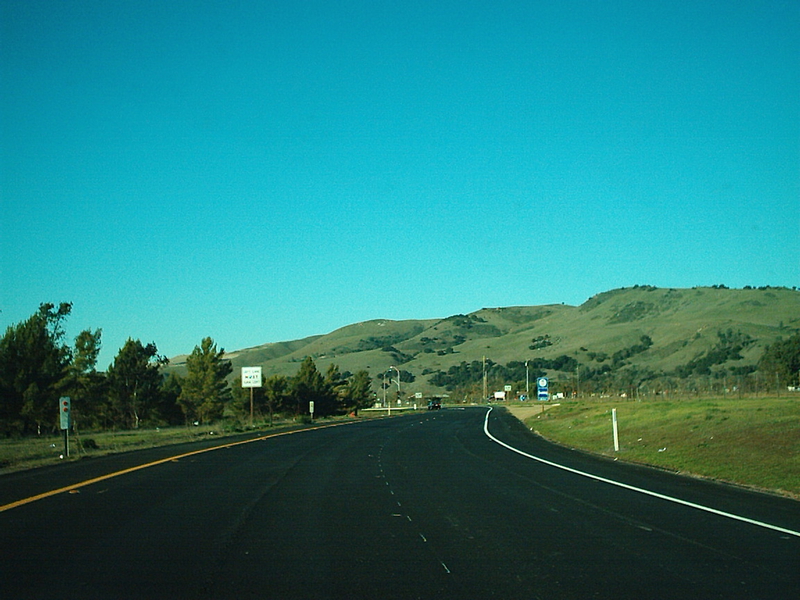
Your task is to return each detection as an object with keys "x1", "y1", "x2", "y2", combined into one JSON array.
[{"x1": 2, "y1": 1, "x2": 798, "y2": 369}]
